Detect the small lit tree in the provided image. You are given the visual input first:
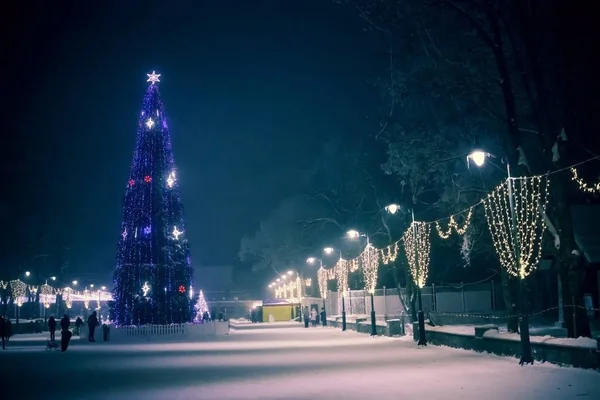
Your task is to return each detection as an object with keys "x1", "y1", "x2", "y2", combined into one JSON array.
[{"x1": 193, "y1": 290, "x2": 209, "y2": 322}]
